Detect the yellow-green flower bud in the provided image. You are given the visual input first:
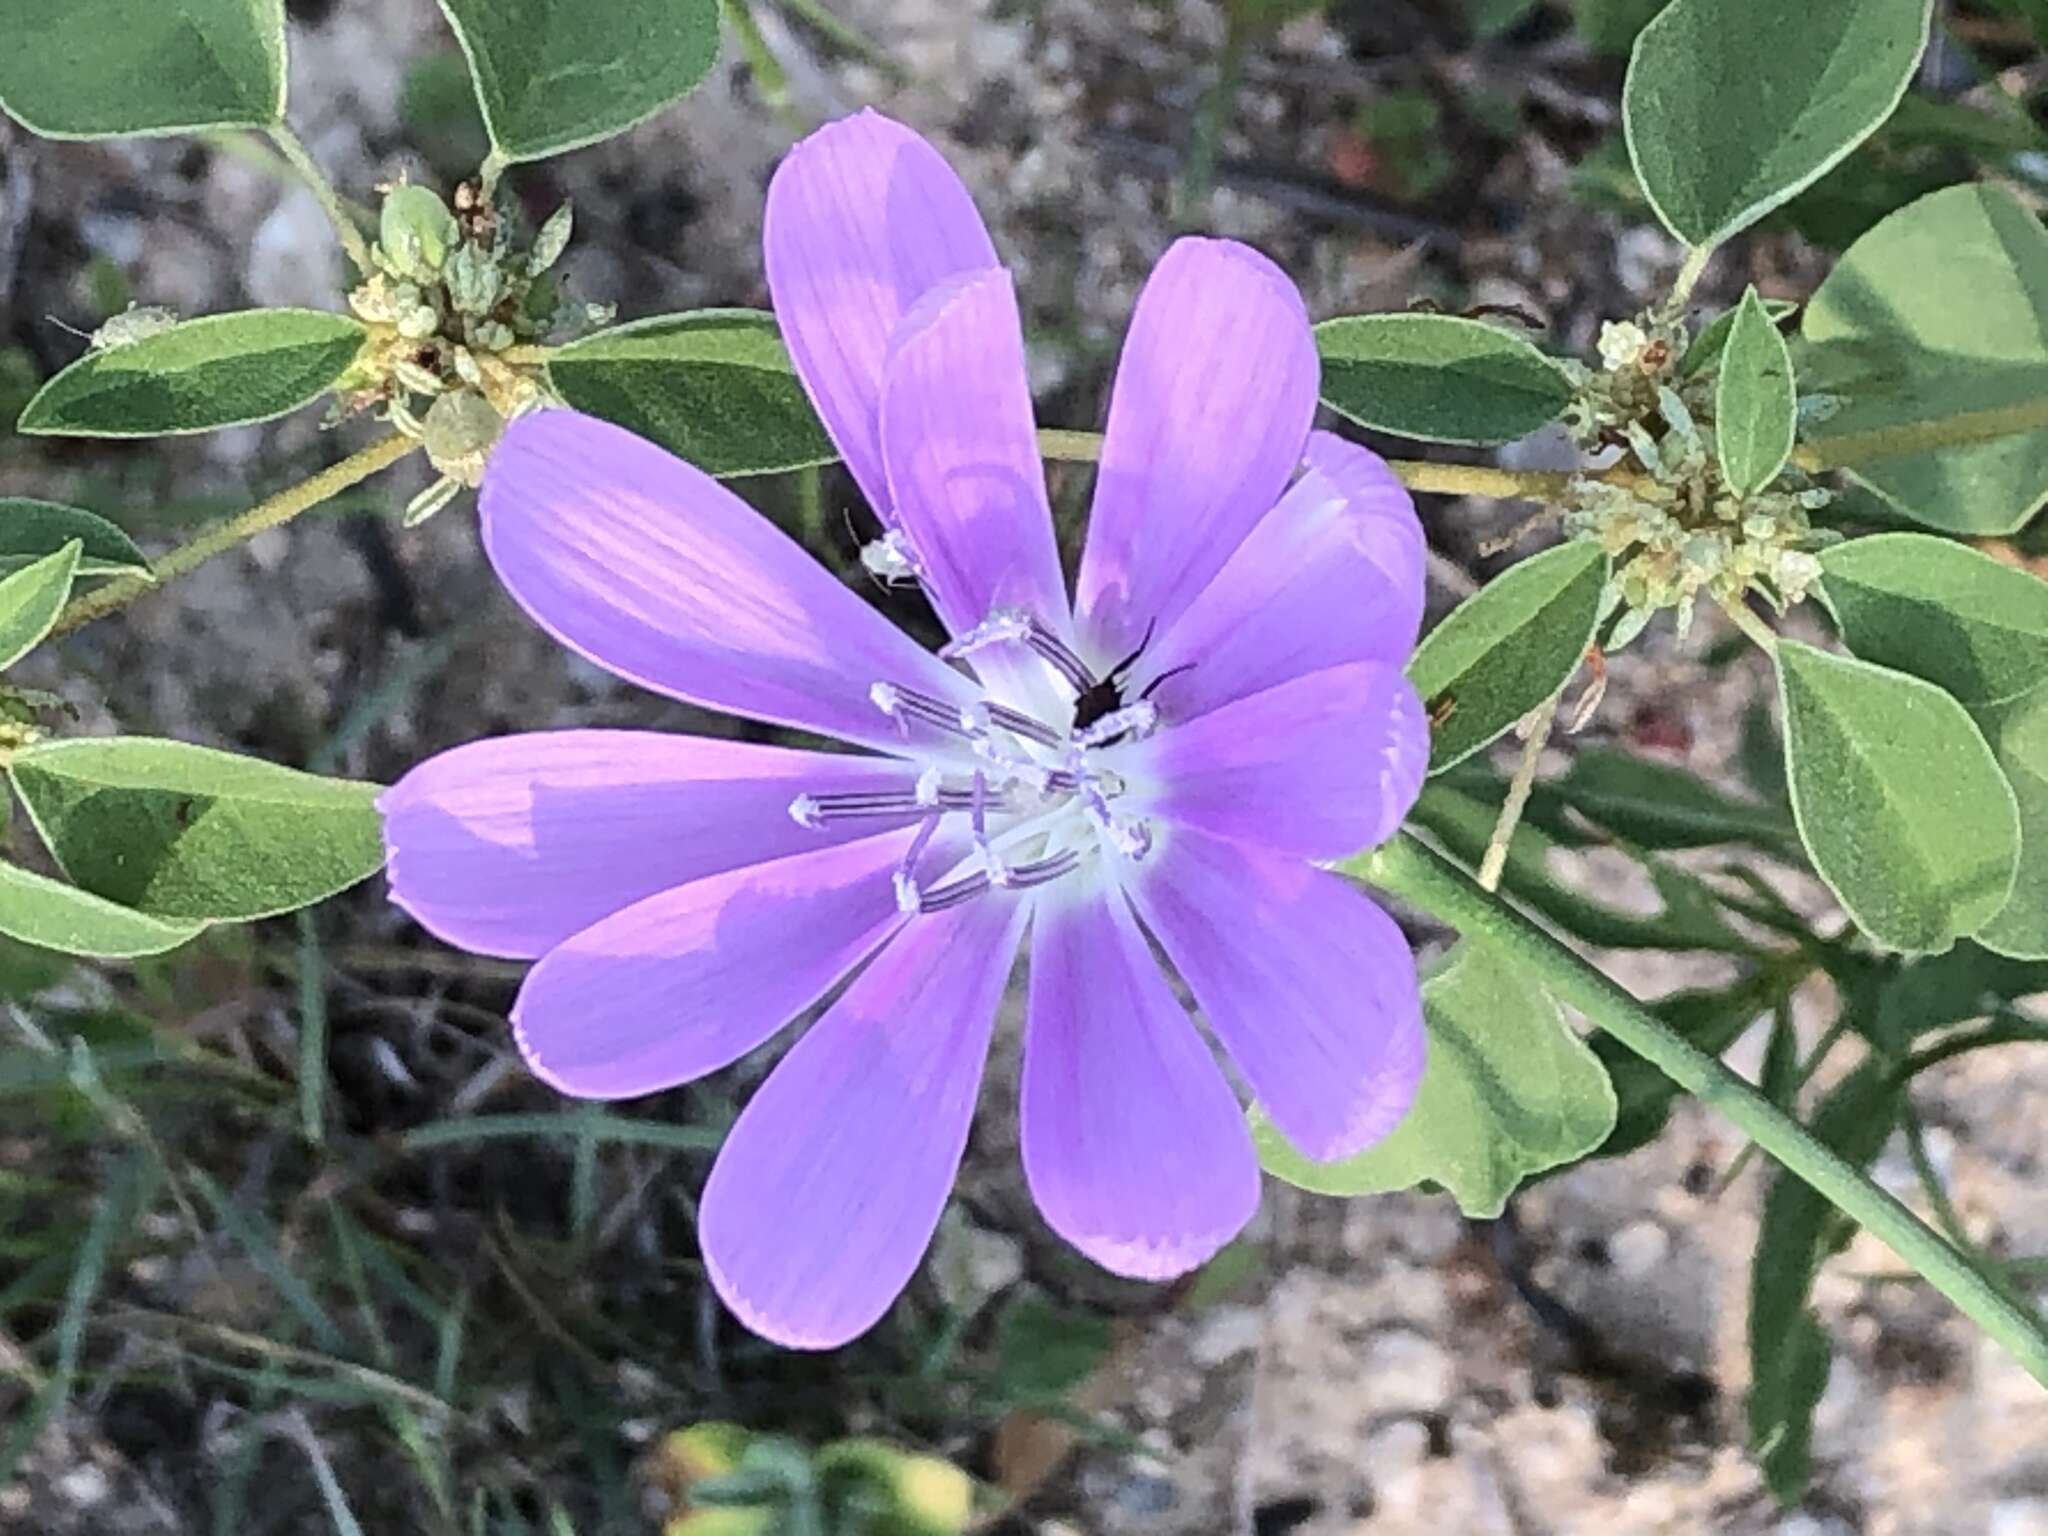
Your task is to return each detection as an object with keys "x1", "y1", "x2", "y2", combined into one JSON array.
[
  {"x1": 530, "y1": 203, "x2": 574, "y2": 275},
  {"x1": 421, "y1": 391, "x2": 504, "y2": 486},
  {"x1": 445, "y1": 241, "x2": 503, "y2": 317},
  {"x1": 381, "y1": 184, "x2": 459, "y2": 282}
]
